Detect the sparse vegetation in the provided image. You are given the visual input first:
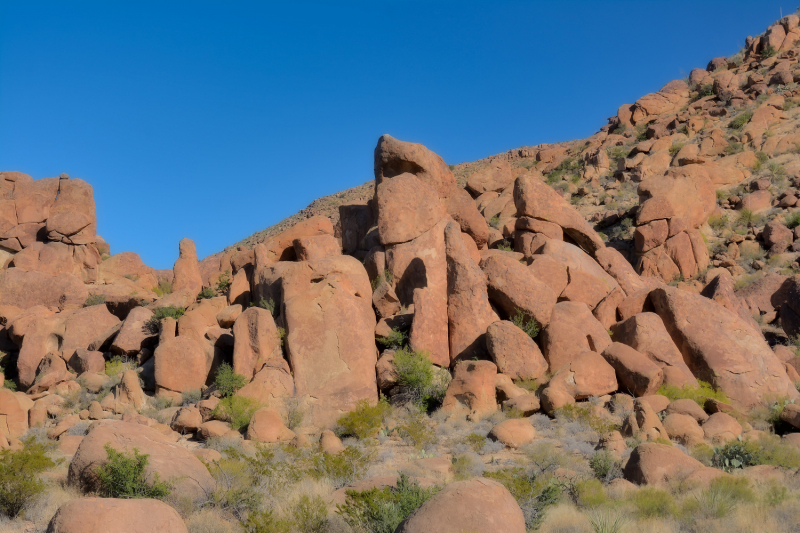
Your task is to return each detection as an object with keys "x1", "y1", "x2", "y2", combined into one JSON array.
[
  {"x1": 216, "y1": 269, "x2": 232, "y2": 293},
  {"x1": 511, "y1": 308, "x2": 539, "y2": 339},
  {"x1": 337, "y1": 398, "x2": 390, "y2": 439},
  {"x1": 657, "y1": 380, "x2": 728, "y2": 406},
  {"x1": 84, "y1": 293, "x2": 106, "y2": 307},
  {"x1": 371, "y1": 269, "x2": 394, "y2": 290},
  {"x1": 393, "y1": 349, "x2": 449, "y2": 410},
  {"x1": 377, "y1": 327, "x2": 406, "y2": 350},
  {"x1": 145, "y1": 305, "x2": 185, "y2": 333},
  {"x1": 95, "y1": 444, "x2": 172, "y2": 499},
  {"x1": 761, "y1": 44, "x2": 777, "y2": 58},
  {"x1": 255, "y1": 297, "x2": 276, "y2": 314},
  {"x1": 0, "y1": 438, "x2": 58, "y2": 518},
  {"x1": 197, "y1": 286, "x2": 216, "y2": 299},
  {"x1": 215, "y1": 362, "x2": 248, "y2": 398},
  {"x1": 728, "y1": 110, "x2": 753, "y2": 130},
  {"x1": 213, "y1": 395, "x2": 260, "y2": 431},
  {"x1": 153, "y1": 279, "x2": 172, "y2": 296}
]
